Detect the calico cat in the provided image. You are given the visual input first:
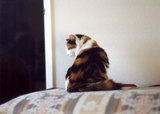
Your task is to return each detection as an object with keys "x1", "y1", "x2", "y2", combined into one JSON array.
[{"x1": 65, "y1": 34, "x2": 122, "y2": 92}]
